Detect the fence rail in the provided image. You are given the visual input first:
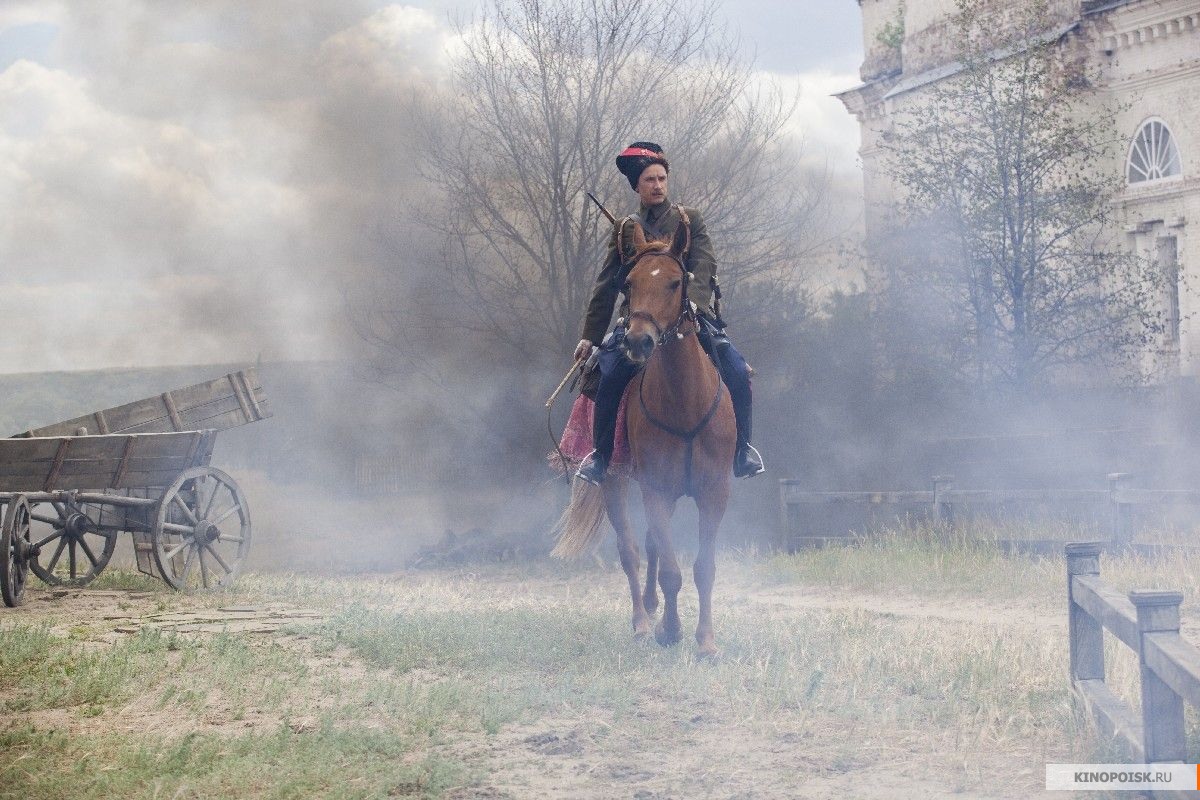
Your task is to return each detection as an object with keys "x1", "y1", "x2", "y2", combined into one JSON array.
[
  {"x1": 1067, "y1": 542, "x2": 1200, "y2": 768},
  {"x1": 779, "y1": 474, "x2": 1200, "y2": 550},
  {"x1": 353, "y1": 455, "x2": 408, "y2": 495}
]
